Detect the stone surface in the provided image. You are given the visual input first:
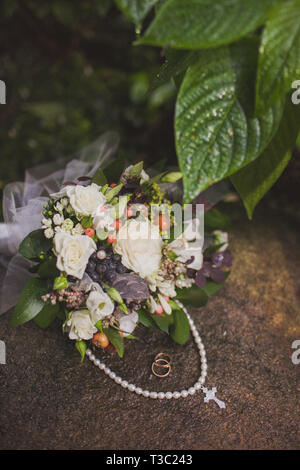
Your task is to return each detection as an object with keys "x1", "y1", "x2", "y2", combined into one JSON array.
[{"x1": 0, "y1": 205, "x2": 299, "y2": 450}]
